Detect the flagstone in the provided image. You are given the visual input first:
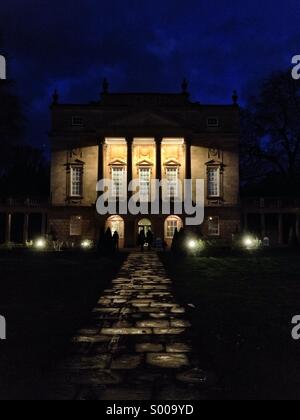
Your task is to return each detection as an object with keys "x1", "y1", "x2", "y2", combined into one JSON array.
[
  {"x1": 171, "y1": 320, "x2": 192, "y2": 328},
  {"x1": 101, "y1": 327, "x2": 153, "y2": 335},
  {"x1": 137, "y1": 320, "x2": 170, "y2": 328},
  {"x1": 111, "y1": 354, "x2": 142, "y2": 370},
  {"x1": 176, "y1": 368, "x2": 212, "y2": 386},
  {"x1": 136, "y1": 343, "x2": 164, "y2": 353},
  {"x1": 153, "y1": 328, "x2": 186, "y2": 335},
  {"x1": 146, "y1": 353, "x2": 190, "y2": 369},
  {"x1": 166, "y1": 343, "x2": 192, "y2": 353}
]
